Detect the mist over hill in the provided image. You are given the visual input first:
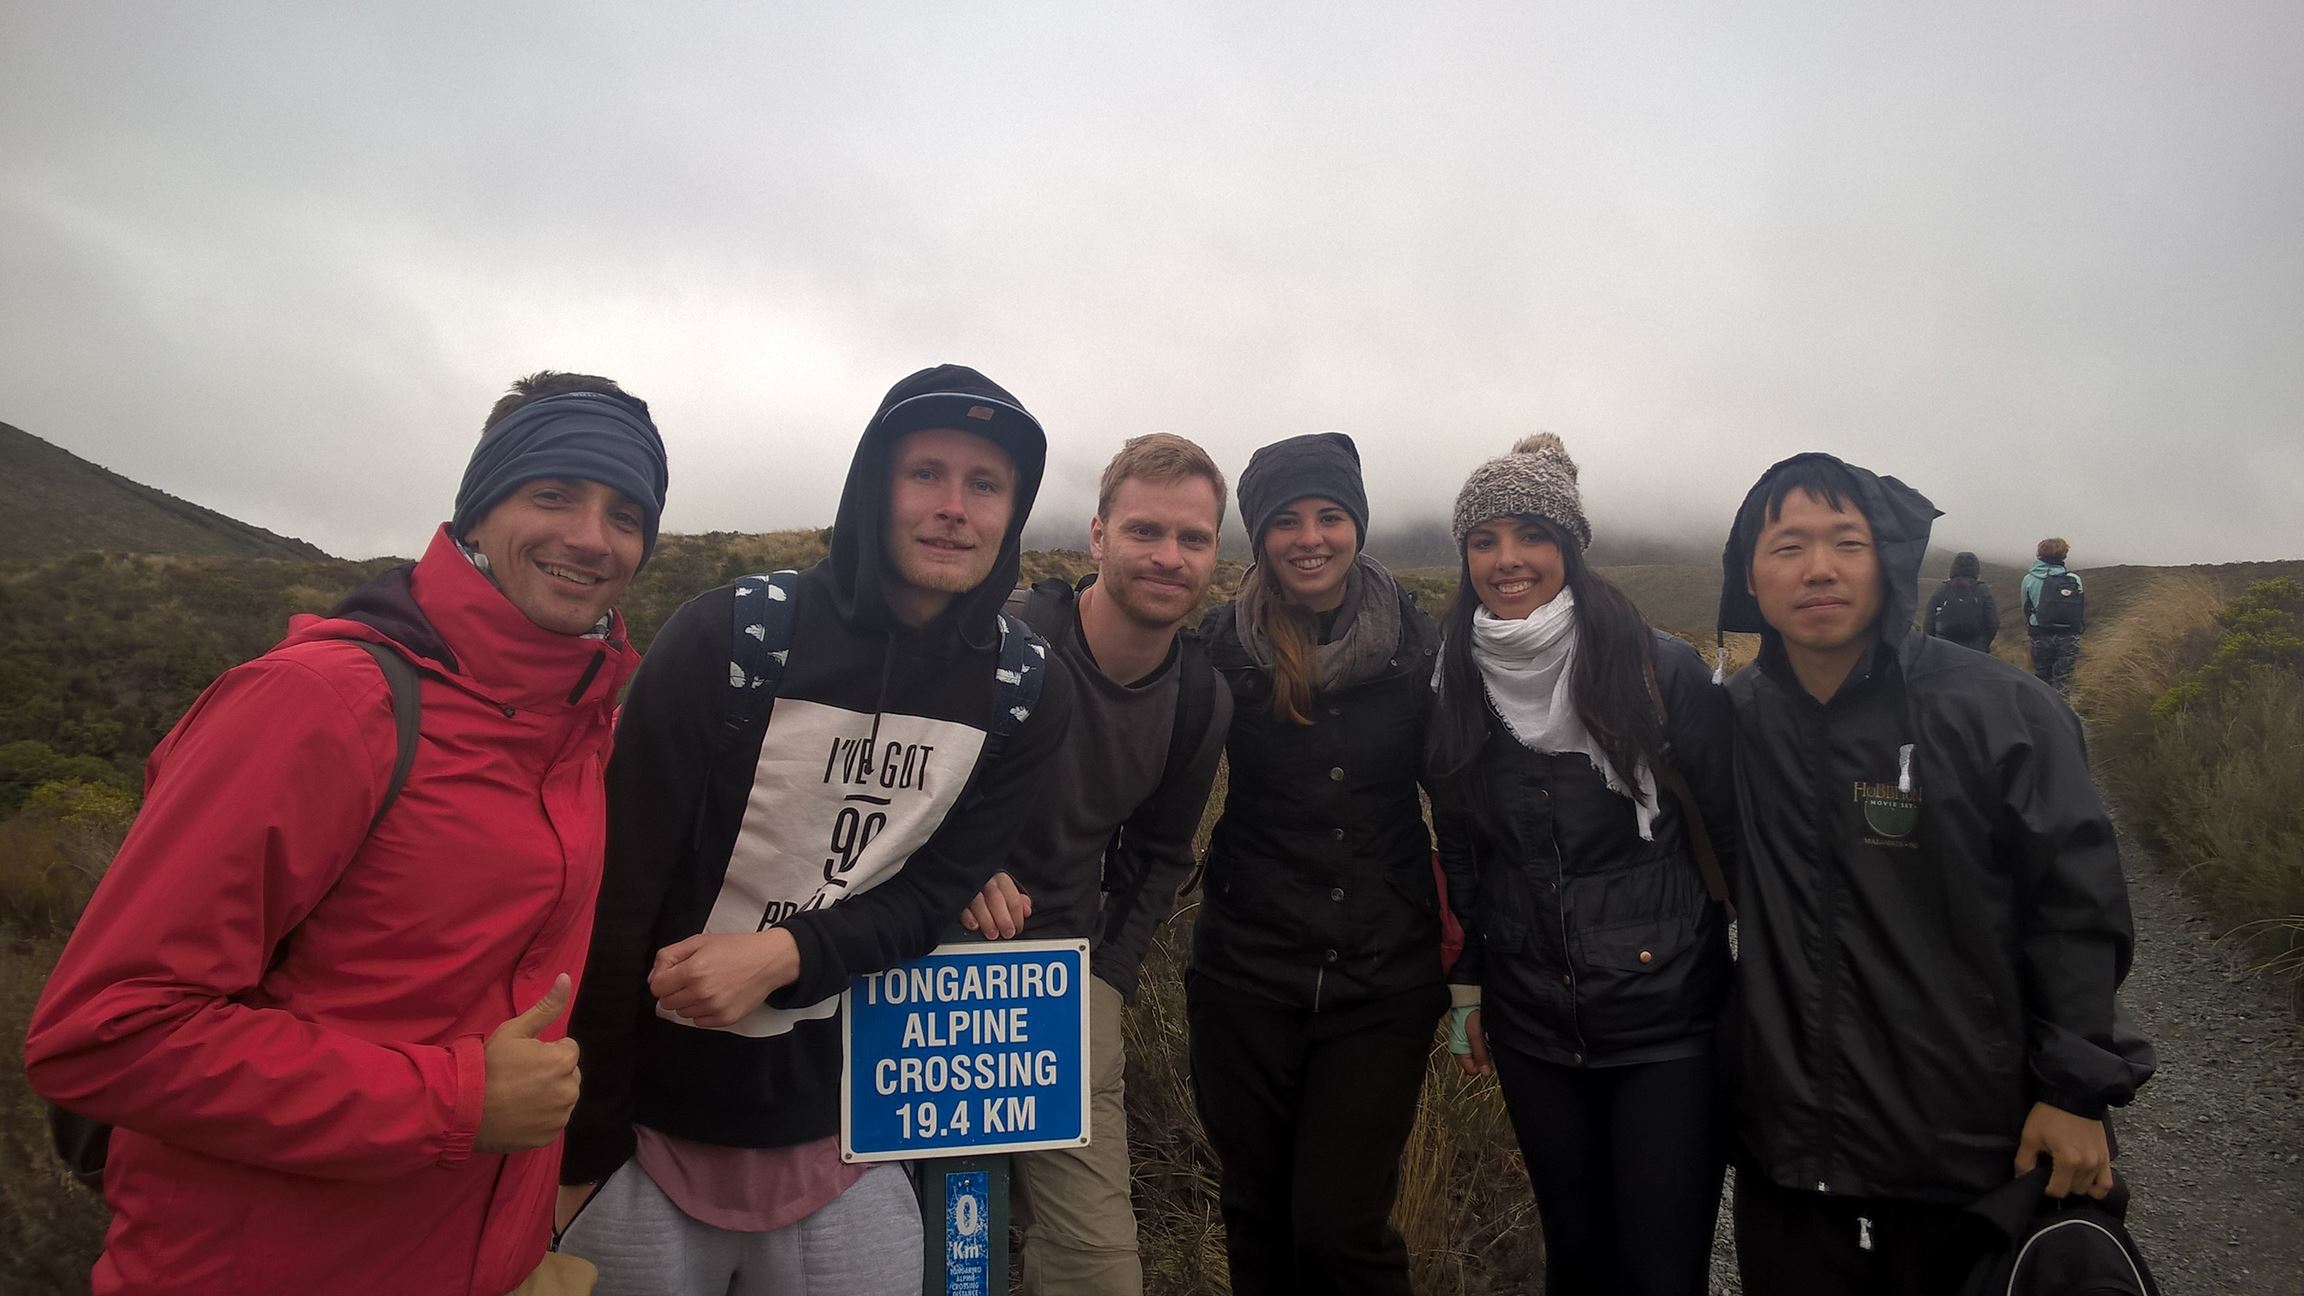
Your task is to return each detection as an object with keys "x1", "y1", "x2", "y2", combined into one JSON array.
[
  {"x1": 0, "y1": 422, "x2": 331, "y2": 562},
  {"x1": 1019, "y1": 512, "x2": 1731, "y2": 572}
]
